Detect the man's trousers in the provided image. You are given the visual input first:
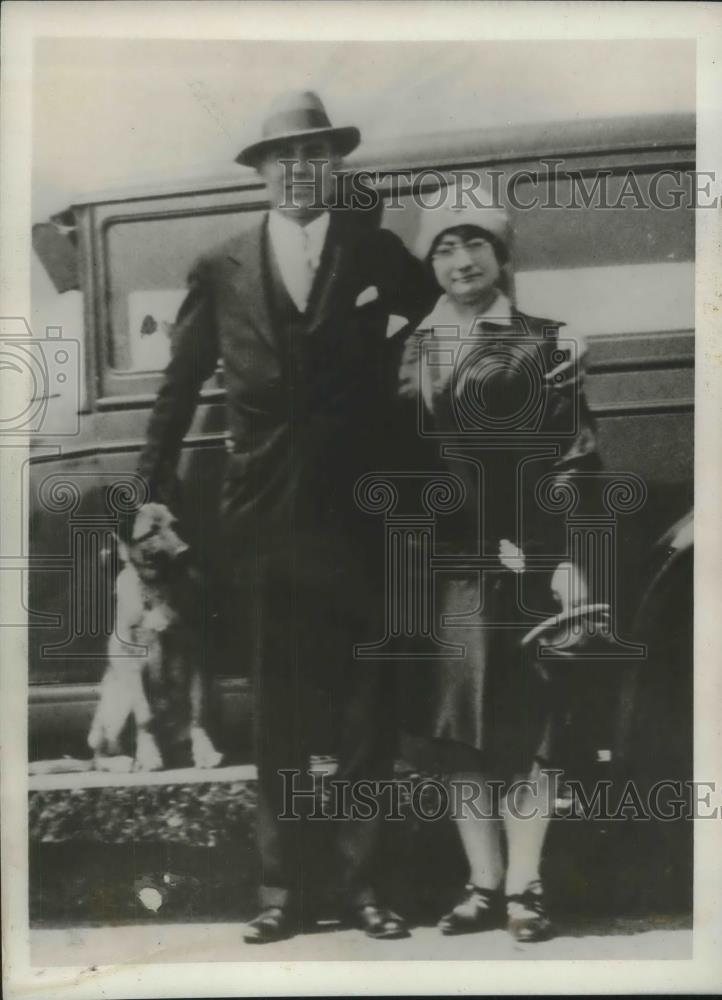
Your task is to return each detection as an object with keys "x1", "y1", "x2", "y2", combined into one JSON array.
[{"x1": 245, "y1": 550, "x2": 395, "y2": 913}]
